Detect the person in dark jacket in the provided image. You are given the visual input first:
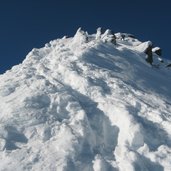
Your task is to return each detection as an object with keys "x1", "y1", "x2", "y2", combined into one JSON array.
[{"x1": 145, "y1": 44, "x2": 153, "y2": 65}]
